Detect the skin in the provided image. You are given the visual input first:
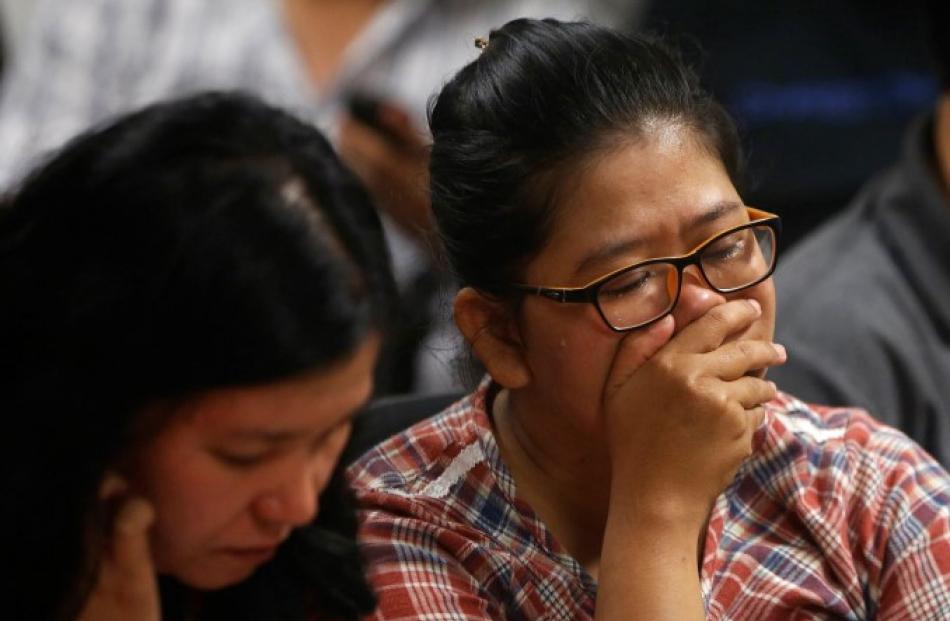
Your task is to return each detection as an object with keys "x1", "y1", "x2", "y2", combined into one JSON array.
[
  {"x1": 454, "y1": 123, "x2": 786, "y2": 620},
  {"x1": 338, "y1": 105, "x2": 433, "y2": 241},
  {"x1": 282, "y1": 0, "x2": 384, "y2": 89},
  {"x1": 934, "y1": 94, "x2": 950, "y2": 201},
  {"x1": 283, "y1": 0, "x2": 433, "y2": 242},
  {"x1": 77, "y1": 335, "x2": 380, "y2": 620}
]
